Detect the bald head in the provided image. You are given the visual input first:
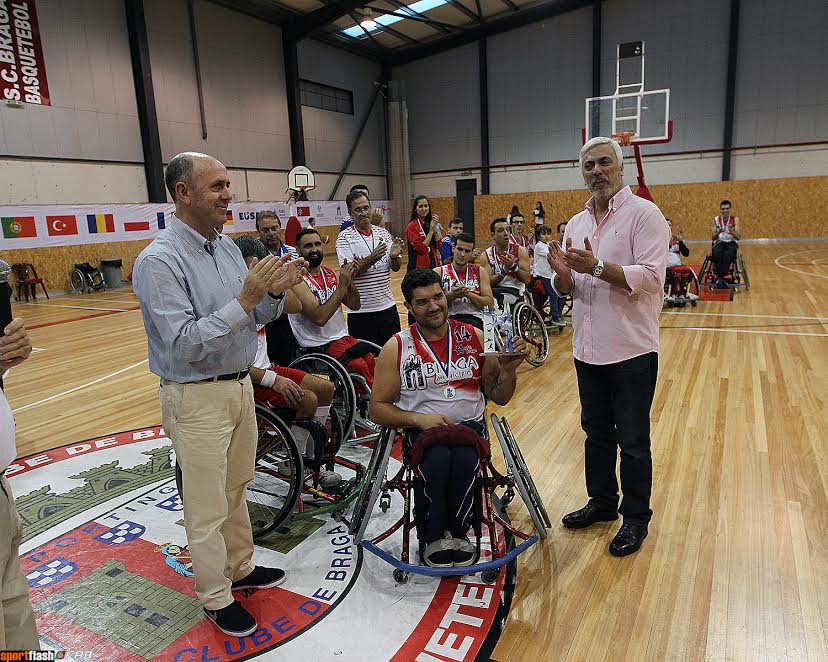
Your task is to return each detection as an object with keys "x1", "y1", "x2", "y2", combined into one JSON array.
[{"x1": 165, "y1": 152, "x2": 222, "y2": 201}]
